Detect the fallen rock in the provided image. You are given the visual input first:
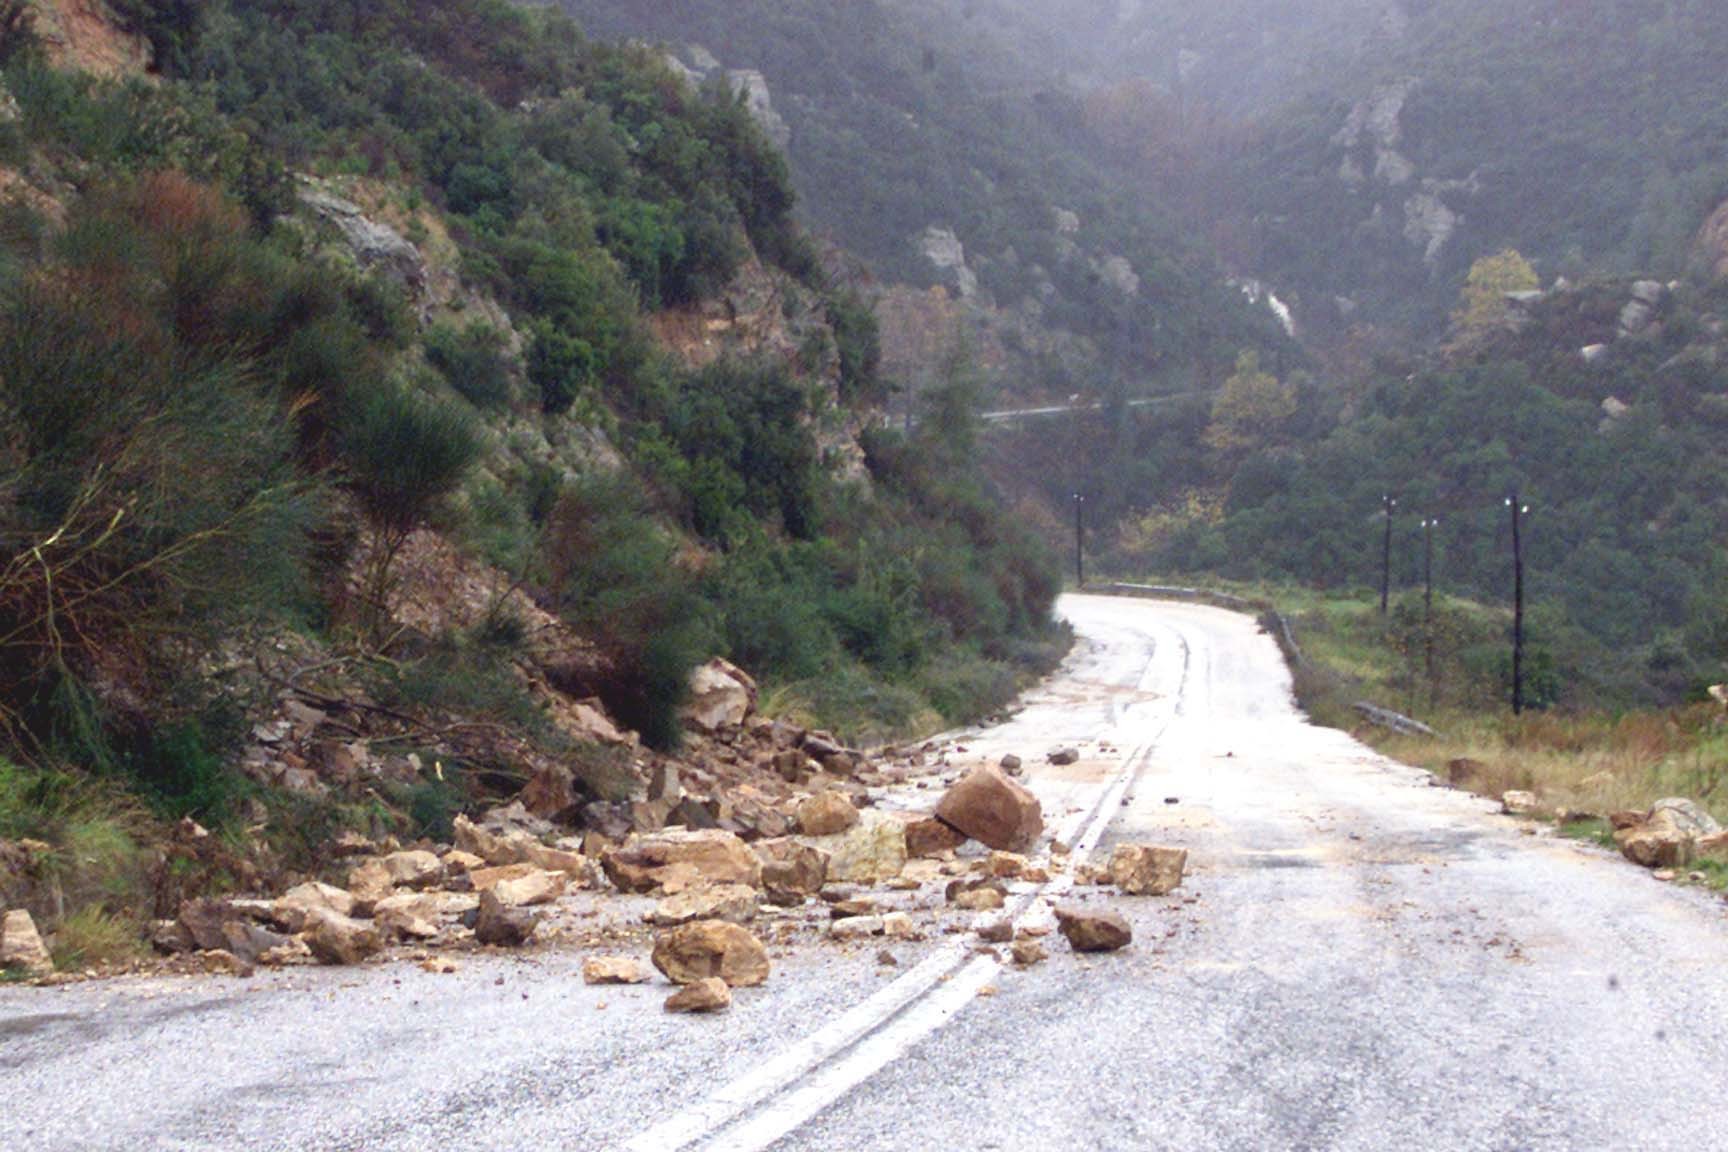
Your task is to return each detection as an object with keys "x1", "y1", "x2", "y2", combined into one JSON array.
[
  {"x1": 1010, "y1": 938, "x2": 1047, "y2": 966},
  {"x1": 0, "y1": 909, "x2": 53, "y2": 976},
  {"x1": 603, "y1": 829, "x2": 763, "y2": 894},
  {"x1": 755, "y1": 839, "x2": 828, "y2": 905},
  {"x1": 177, "y1": 900, "x2": 291, "y2": 964},
  {"x1": 1699, "y1": 831, "x2": 1728, "y2": 860},
  {"x1": 882, "y1": 911, "x2": 918, "y2": 940},
  {"x1": 346, "y1": 858, "x2": 395, "y2": 912},
  {"x1": 1047, "y1": 748, "x2": 1080, "y2": 767},
  {"x1": 830, "y1": 915, "x2": 885, "y2": 940},
  {"x1": 475, "y1": 889, "x2": 540, "y2": 947},
  {"x1": 271, "y1": 882, "x2": 357, "y2": 933},
  {"x1": 373, "y1": 893, "x2": 455, "y2": 940},
  {"x1": 652, "y1": 884, "x2": 759, "y2": 927},
  {"x1": 975, "y1": 917, "x2": 1013, "y2": 943},
  {"x1": 652, "y1": 920, "x2": 771, "y2": 987},
  {"x1": 1000, "y1": 754, "x2": 1024, "y2": 776},
  {"x1": 934, "y1": 765, "x2": 1043, "y2": 853},
  {"x1": 1616, "y1": 798, "x2": 1723, "y2": 868},
  {"x1": 198, "y1": 948, "x2": 253, "y2": 978},
  {"x1": 796, "y1": 791, "x2": 860, "y2": 837},
  {"x1": 583, "y1": 956, "x2": 650, "y2": 985},
  {"x1": 813, "y1": 810, "x2": 907, "y2": 884},
  {"x1": 381, "y1": 849, "x2": 444, "y2": 890},
  {"x1": 453, "y1": 814, "x2": 534, "y2": 867},
  {"x1": 489, "y1": 868, "x2": 566, "y2": 908},
  {"x1": 304, "y1": 912, "x2": 384, "y2": 966},
  {"x1": 1501, "y1": 791, "x2": 1541, "y2": 817},
  {"x1": 988, "y1": 852, "x2": 1030, "y2": 879},
  {"x1": 684, "y1": 658, "x2": 756, "y2": 732},
  {"x1": 665, "y1": 976, "x2": 732, "y2": 1014},
  {"x1": 954, "y1": 887, "x2": 1006, "y2": 912},
  {"x1": 1054, "y1": 905, "x2": 1132, "y2": 953},
  {"x1": 905, "y1": 816, "x2": 967, "y2": 858},
  {"x1": 1107, "y1": 844, "x2": 1187, "y2": 896}
]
